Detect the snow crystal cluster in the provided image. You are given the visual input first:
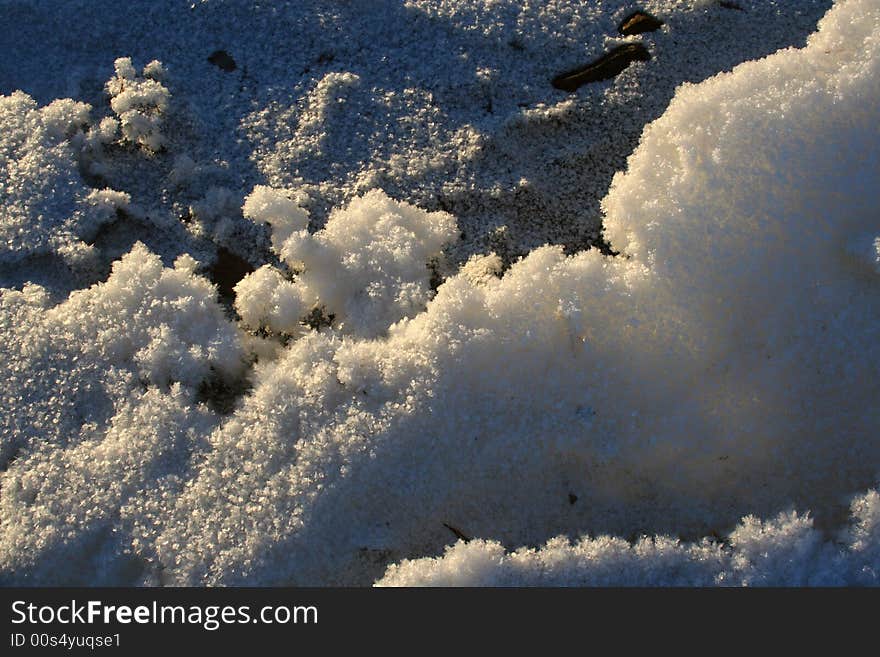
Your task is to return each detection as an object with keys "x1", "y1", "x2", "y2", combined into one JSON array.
[
  {"x1": 236, "y1": 187, "x2": 457, "y2": 338},
  {"x1": 0, "y1": 243, "x2": 242, "y2": 453},
  {"x1": 105, "y1": 57, "x2": 169, "y2": 152},
  {"x1": 0, "y1": 92, "x2": 130, "y2": 277},
  {"x1": 0, "y1": 0, "x2": 878, "y2": 587}
]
